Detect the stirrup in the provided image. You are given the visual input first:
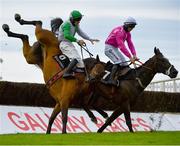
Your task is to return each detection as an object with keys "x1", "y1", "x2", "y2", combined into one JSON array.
[{"x1": 101, "y1": 79, "x2": 118, "y2": 86}]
